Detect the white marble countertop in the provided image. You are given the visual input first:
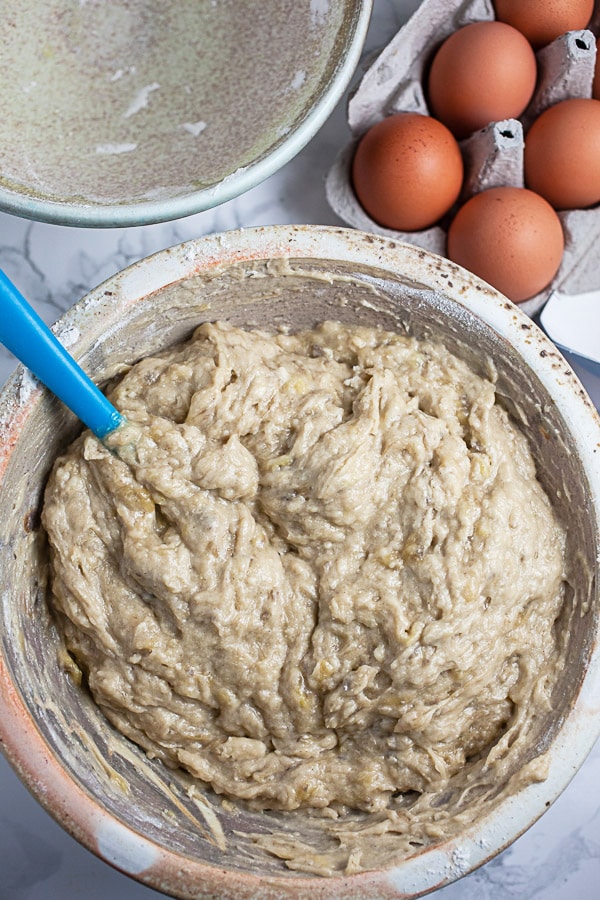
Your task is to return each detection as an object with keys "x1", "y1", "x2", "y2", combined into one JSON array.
[{"x1": 1, "y1": 2, "x2": 599, "y2": 898}]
